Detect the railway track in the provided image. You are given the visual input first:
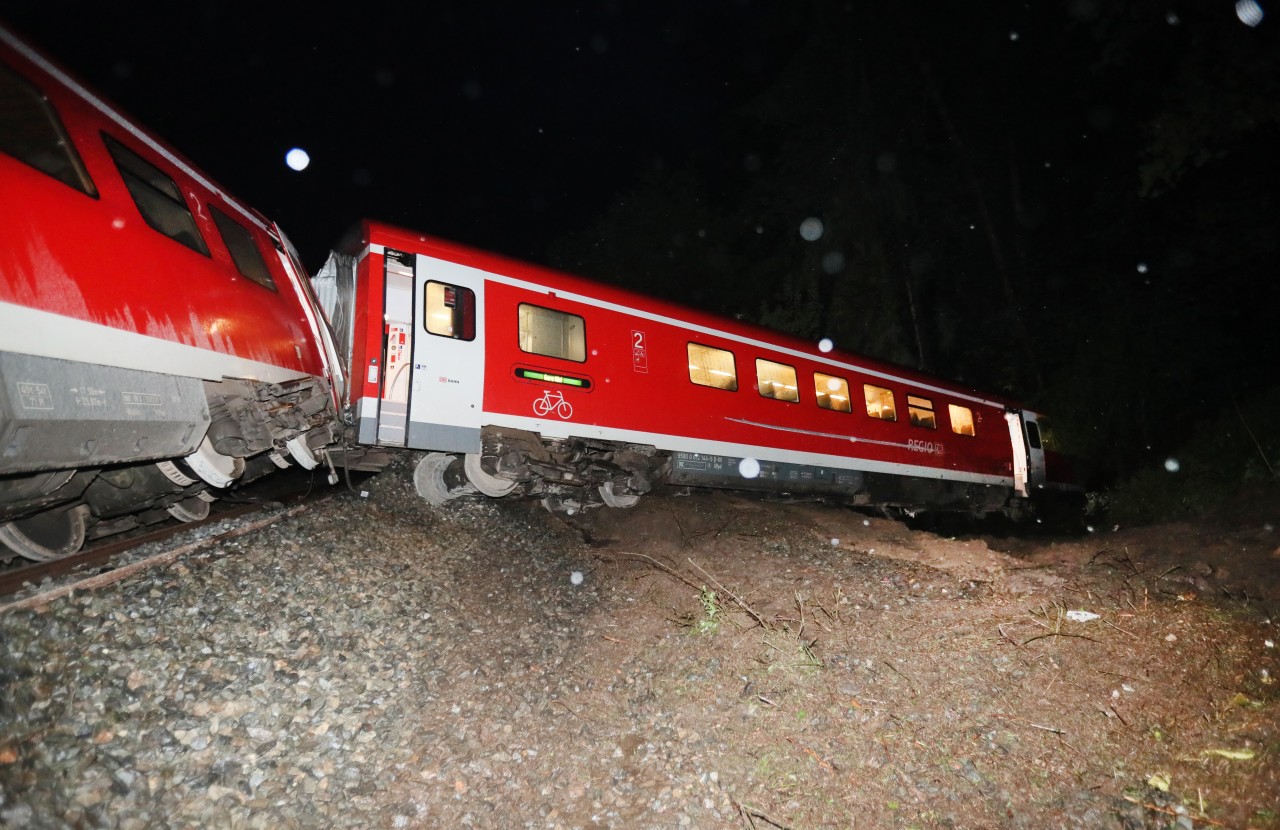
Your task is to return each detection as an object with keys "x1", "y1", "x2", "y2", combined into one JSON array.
[{"x1": 0, "y1": 471, "x2": 353, "y2": 610}]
